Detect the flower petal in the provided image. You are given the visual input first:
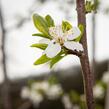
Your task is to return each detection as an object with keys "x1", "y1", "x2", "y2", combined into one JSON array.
[
  {"x1": 49, "y1": 25, "x2": 63, "y2": 38},
  {"x1": 39, "y1": 38, "x2": 50, "y2": 44},
  {"x1": 44, "y1": 41, "x2": 61, "y2": 58},
  {"x1": 67, "y1": 27, "x2": 81, "y2": 40},
  {"x1": 64, "y1": 41, "x2": 83, "y2": 51}
]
